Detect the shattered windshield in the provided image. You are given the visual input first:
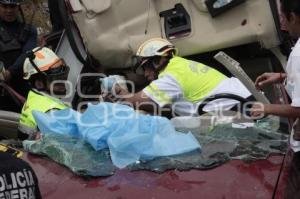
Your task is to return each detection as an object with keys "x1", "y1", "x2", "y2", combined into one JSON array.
[
  {"x1": 129, "y1": 112, "x2": 287, "y2": 172},
  {"x1": 23, "y1": 110, "x2": 288, "y2": 176}
]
